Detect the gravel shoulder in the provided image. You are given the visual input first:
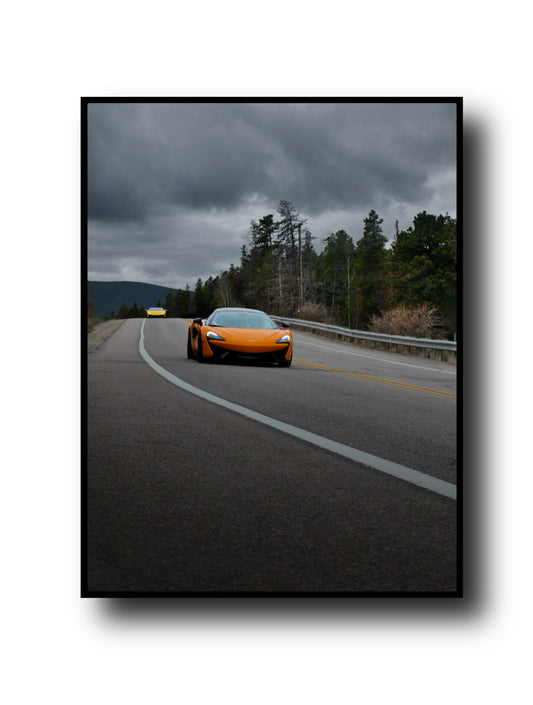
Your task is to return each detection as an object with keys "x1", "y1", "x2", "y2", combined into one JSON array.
[{"x1": 88, "y1": 320, "x2": 125, "y2": 352}]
